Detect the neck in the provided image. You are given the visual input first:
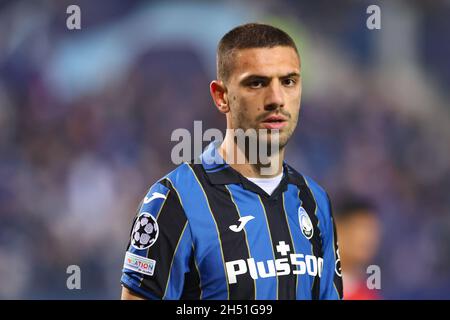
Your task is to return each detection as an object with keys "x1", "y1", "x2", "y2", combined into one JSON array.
[{"x1": 218, "y1": 132, "x2": 285, "y2": 178}]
